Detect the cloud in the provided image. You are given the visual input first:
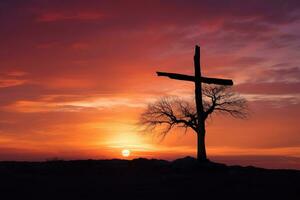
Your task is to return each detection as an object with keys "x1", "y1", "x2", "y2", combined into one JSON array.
[
  {"x1": 0, "y1": 71, "x2": 29, "y2": 88},
  {"x1": 222, "y1": 19, "x2": 276, "y2": 34},
  {"x1": 243, "y1": 94, "x2": 300, "y2": 107},
  {"x1": 256, "y1": 67, "x2": 300, "y2": 83},
  {"x1": 42, "y1": 78, "x2": 96, "y2": 89},
  {"x1": 208, "y1": 146, "x2": 300, "y2": 157},
  {"x1": 2, "y1": 94, "x2": 153, "y2": 113},
  {"x1": 267, "y1": 33, "x2": 300, "y2": 48},
  {"x1": 0, "y1": 79, "x2": 28, "y2": 88},
  {"x1": 236, "y1": 82, "x2": 300, "y2": 94},
  {"x1": 36, "y1": 12, "x2": 103, "y2": 22},
  {"x1": 70, "y1": 42, "x2": 90, "y2": 50},
  {"x1": 233, "y1": 56, "x2": 266, "y2": 66}
]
